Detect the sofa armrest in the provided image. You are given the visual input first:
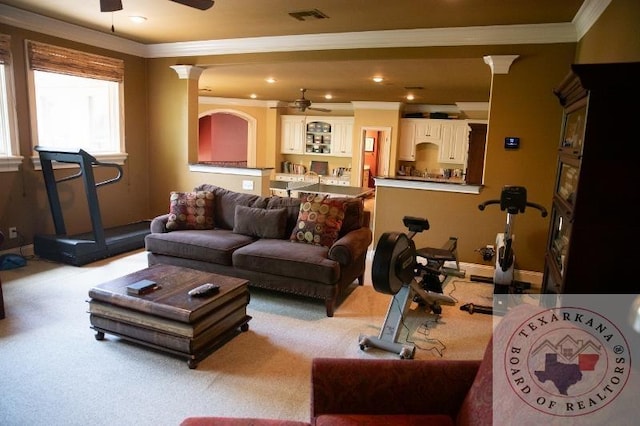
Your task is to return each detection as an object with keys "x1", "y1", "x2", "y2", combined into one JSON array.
[
  {"x1": 328, "y1": 227, "x2": 372, "y2": 265},
  {"x1": 150, "y1": 214, "x2": 171, "y2": 233},
  {"x1": 311, "y1": 358, "x2": 480, "y2": 420}
]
